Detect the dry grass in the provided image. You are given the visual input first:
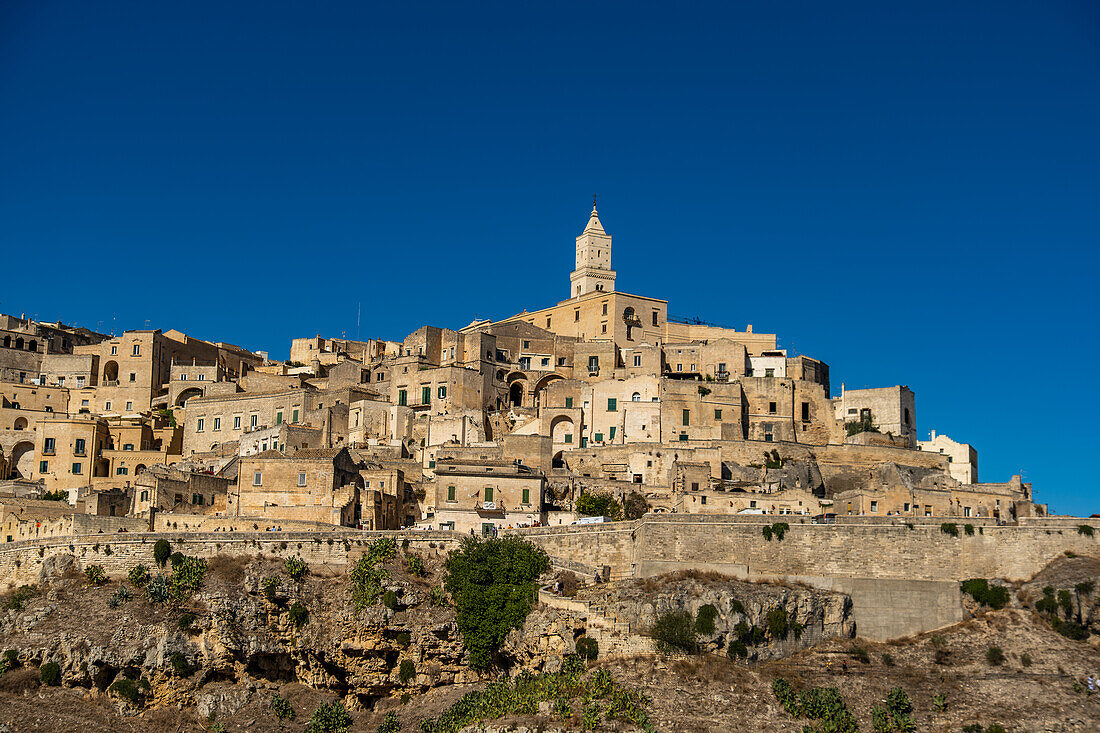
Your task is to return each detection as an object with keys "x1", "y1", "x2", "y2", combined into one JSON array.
[
  {"x1": 206, "y1": 554, "x2": 247, "y2": 584},
  {"x1": 0, "y1": 666, "x2": 40, "y2": 694}
]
